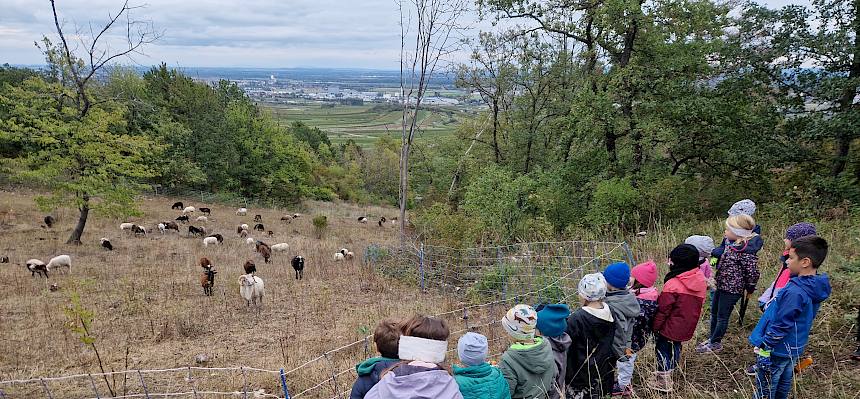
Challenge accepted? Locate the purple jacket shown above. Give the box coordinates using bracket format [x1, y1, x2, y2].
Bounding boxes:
[364, 363, 464, 399]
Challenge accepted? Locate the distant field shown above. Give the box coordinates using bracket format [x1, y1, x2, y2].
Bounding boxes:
[262, 102, 471, 147]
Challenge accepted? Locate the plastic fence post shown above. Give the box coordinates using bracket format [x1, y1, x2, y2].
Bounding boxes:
[186, 367, 198, 399]
[87, 373, 100, 399]
[419, 243, 425, 292]
[622, 241, 636, 267]
[0, 387, 6, 399]
[279, 368, 291, 399]
[241, 366, 249, 399]
[137, 370, 150, 399]
[363, 336, 369, 360]
[463, 307, 469, 330]
[40, 378, 53, 399]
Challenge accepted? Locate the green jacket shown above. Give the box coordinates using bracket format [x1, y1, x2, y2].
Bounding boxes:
[453, 362, 511, 399]
[498, 337, 558, 399]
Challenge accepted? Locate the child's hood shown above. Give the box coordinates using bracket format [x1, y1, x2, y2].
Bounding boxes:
[544, 332, 572, 353]
[355, 356, 400, 376]
[506, 337, 554, 373]
[635, 287, 659, 301]
[605, 290, 640, 318]
[731, 234, 764, 254]
[792, 273, 832, 304]
[673, 268, 708, 295]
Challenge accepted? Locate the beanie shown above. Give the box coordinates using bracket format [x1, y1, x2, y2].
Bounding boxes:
[728, 199, 757, 216]
[685, 235, 716, 261]
[602, 262, 631, 290]
[501, 304, 537, 341]
[785, 222, 816, 241]
[669, 244, 700, 270]
[457, 332, 488, 366]
[535, 303, 570, 338]
[578, 273, 607, 302]
[631, 260, 658, 288]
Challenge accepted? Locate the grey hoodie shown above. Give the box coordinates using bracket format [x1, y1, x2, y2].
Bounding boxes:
[499, 336, 558, 399]
[364, 363, 464, 399]
[544, 334, 571, 399]
[604, 290, 641, 358]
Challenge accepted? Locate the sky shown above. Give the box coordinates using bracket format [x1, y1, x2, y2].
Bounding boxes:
[0, 0, 810, 70]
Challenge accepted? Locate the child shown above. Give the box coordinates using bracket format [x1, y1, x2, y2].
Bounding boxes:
[685, 235, 716, 281]
[365, 315, 463, 399]
[697, 214, 763, 353]
[565, 273, 617, 399]
[758, 222, 816, 310]
[613, 260, 659, 396]
[535, 303, 571, 399]
[453, 332, 510, 399]
[650, 244, 707, 392]
[498, 304, 557, 399]
[350, 318, 401, 399]
[601, 262, 640, 397]
[711, 199, 762, 266]
[749, 236, 831, 399]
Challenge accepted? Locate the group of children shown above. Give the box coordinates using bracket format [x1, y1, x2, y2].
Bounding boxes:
[350, 199, 835, 399]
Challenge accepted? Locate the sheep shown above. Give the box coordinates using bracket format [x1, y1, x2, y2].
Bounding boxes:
[200, 257, 213, 268]
[256, 241, 272, 264]
[157, 223, 166, 234]
[240, 229, 249, 238]
[357, 217, 368, 224]
[176, 215, 189, 223]
[271, 243, 290, 252]
[291, 255, 305, 280]
[253, 223, 265, 232]
[243, 260, 257, 274]
[347, 251, 355, 259]
[206, 233, 224, 243]
[338, 248, 354, 260]
[132, 224, 147, 237]
[0, 256, 8, 263]
[164, 221, 180, 232]
[26, 259, 48, 278]
[267, 230, 274, 237]
[47, 255, 72, 274]
[100, 238, 113, 251]
[120, 222, 135, 232]
[201, 267, 217, 296]
[237, 225, 248, 235]
[44, 215, 55, 228]
[182, 206, 196, 214]
[188, 225, 206, 237]
[245, 237, 255, 245]
[199, 207, 211, 216]
[202, 236, 219, 246]
[378, 217, 387, 227]
[280, 216, 292, 223]
[238, 274, 264, 307]
[333, 252, 345, 262]
[254, 214, 262, 222]
[171, 201, 184, 210]
[292, 213, 300, 219]
[236, 207, 248, 216]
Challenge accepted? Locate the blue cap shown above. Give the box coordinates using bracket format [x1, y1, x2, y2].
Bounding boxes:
[535, 303, 570, 337]
[602, 262, 631, 290]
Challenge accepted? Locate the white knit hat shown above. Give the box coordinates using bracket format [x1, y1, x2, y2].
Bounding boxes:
[728, 199, 756, 216]
[578, 273, 607, 301]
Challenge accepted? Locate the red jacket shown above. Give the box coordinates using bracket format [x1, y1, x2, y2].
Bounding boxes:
[653, 268, 707, 342]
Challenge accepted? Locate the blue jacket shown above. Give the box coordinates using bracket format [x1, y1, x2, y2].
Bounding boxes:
[453, 362, 511, 399]
[350, 357, 400, 399]
[712, 229, 763, 260]
[748, 273, 831, 359]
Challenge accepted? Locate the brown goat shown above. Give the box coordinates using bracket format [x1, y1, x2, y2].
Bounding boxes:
[256, 241, 271, 264]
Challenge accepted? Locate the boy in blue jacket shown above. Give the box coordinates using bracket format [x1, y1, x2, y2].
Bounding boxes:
[748, 236, 831, 399]
[350, 318, 401, 399]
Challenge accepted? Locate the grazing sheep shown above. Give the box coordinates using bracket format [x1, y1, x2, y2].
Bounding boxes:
[188, 225, 206, 237]
[241, 223, 249, 230]
[202, 236, 219, 246]
[243, 260, 257, 274]
[164, 221, 180, 232]
[253, 223, 265, 232]
[201, 267, 217, 296]
[176, 215, 189, 223]
[0, 256, 8, 263]
[132, 224, 147, 236]
[240, 229, 249, 238]
[50, 283, 59, 292]
[171, 201, 184, 210]
[292, 213, 300, 218]
[333, 252, 345, 262]
[100, 238, 113, 251]
[44, 215, 55, 228]
[196, 216, 208, 222]
[238, 274, 264, 307]
[347, 251, 355, 259]
[120, 222, 134, 232]
[245, 237, 255, 245]
[291, 255, 305, 280]
[206, 233, 224, 243]
[182, 206, 196, 214]
[358, 217, 368, 224]
[280, 216, 292, 223]
[255, 241, 272, 264]
[47, 255, 71, 274]
[26, 259, 48, 278]
[378, 218, 386, 227]
[254, 214, 262, 222]
[271, 243, 290, 252]
[267, 230, 274, 237]
[157, 223, 166, 234]
[199, 207, 211, 216]
[338, 248, 354, 260]
[236, 207, 248, 216]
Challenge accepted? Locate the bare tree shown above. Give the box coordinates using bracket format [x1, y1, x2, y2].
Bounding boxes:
[398, 0, 469, 238]
[46, 0, 160, 244]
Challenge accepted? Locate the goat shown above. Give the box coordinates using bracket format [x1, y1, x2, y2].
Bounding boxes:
[0, 256, 8, 263]
[188, 225, 206, 237]
[238, 274, 264, 307]
[171, 201, 184, 210]
[357, 217, 368, 224]
[253, 223, 265, 232]
[26, 259, 48, 278]
[333, 252, 345, 262]
[240, 229, 249, 238]
[200, 257, 213, 268]
[44, 215, 55, 228]
[176, 215, 189, 223]
[100, 238, 113, 251]
[254, 214, 262, 222]
[132, 224, 147, 237]
[182, 206, 196, 214]
[243, 260, 257, 274]
[271, 243, 290, 252]
[236, 207, 248, 216]
[245, 237, 255, 245]
[255, 241, 272, 264]
[199, 207, 211, 216]
[292, 213, 300, 219]
[280, 216, 292, 223]
[47, 255, 71, 274]
[291, 255, 305, 280]
[201, 267, 217, 296]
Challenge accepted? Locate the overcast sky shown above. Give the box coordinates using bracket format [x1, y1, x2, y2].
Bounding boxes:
[0, 0, 809, 70]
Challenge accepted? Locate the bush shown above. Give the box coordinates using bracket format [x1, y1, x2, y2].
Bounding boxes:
[312, 215, 328, 239]
[462, 165, 534, 242]
[586, 178, 641, 229]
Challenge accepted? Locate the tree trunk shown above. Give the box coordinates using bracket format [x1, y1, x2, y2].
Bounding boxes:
[67, 193, 90, 245]
[832, 5, 860, 177]
[399, 141, 409, 239]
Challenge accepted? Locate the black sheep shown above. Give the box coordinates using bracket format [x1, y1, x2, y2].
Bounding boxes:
[253, 223, 265, 232]
[291, 256, 305, 280]
[176, 215, 189, 223]
[188, 225, 205, 237]
[254, 214, 263, 222]
[172, 201, 184, 210]
[206, 233, 224, 243]
[100, 238, 113, 251]
[199, 207, 211, 216]
[43, 215, 55, 228]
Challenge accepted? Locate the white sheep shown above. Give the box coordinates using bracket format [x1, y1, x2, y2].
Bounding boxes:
[47, 254, 71, 274]
[346, 251, 355, 259]
[240, 223, 249, 231]
[182, 206, 196, 214]
[202, 236, 219, 246]
[26, 259, 48, 277]
[240, 229, 249, 238]
[333, 252, 345, 261]
[246, 237, 255, 245]
[157, 223, 166, 234]
[271, 243, 290, 252]
[236, 207, 248, 216]
[120, 222, 134, 231]
[196, 216, 208, 222]
[358, 217, 368, 224]
[238, 274, 264, 306]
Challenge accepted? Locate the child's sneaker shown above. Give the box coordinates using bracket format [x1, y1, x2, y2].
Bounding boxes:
[695, 342, 722, 353]
[744, 364, 756, 376]
[611, 383, 632, 397]
[695, 340, 710, 351]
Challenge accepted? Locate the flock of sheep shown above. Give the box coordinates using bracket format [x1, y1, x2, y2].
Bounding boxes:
[20, 200, 392, 307]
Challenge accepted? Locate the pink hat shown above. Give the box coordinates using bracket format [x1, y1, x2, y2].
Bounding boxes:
[631, 260, 657, 288]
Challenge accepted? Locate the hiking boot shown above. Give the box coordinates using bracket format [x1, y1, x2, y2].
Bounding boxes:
[648, 371, 674, 393]
[611, 383, 633, 397]
[744, 364, 757, 376]
[695, 341, 723, 353]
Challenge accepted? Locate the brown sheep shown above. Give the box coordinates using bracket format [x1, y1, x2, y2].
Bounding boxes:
[255, 241, 271, 264]
[243, 260, 257, 274]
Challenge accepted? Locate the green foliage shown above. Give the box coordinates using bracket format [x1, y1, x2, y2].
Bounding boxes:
[462, 165, 535, 242]
[413, 203, 483, 247]
[586, 178, 641, 229]
[63, 291, 96, 345]
[312, 215, 328, 239]
[468, 263, 514, 301]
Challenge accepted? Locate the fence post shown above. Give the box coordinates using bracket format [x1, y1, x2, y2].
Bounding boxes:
[87, 373, 100, 399]
[463, 307, 469, 330]
[279, 368, 291, 399]
[323, 353, 341, 399]
[137, 370, 150, 399]
[186, 367, 198, 399]
[40, 378, 53, 399]
[241, 366, 249, 399]
[0, 387, 6, 399]
[622, 241, 636, 267]
[363, 336, 370, 360]
[419, 243, 425, 292]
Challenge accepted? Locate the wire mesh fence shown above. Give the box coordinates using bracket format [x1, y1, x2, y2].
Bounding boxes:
[0, 238, 633, 399]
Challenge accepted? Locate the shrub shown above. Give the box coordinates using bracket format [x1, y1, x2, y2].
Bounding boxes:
[312, 215, 328, 239]
[586, 178, 641, 229]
